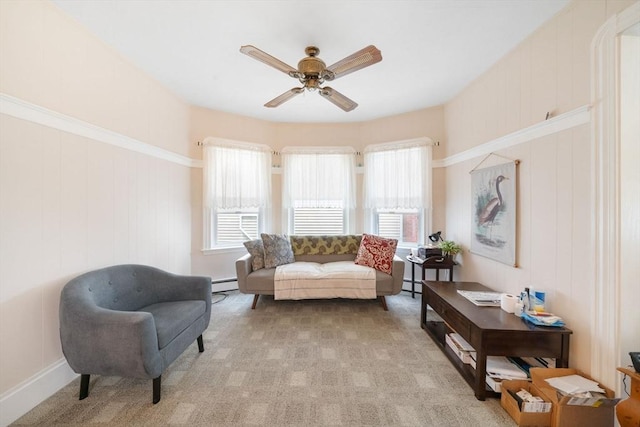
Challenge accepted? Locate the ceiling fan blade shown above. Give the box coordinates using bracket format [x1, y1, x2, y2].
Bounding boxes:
[325, 45, 382, 80]
[265, 87, 304, 108]
[319, 87, 358, 112]
[240, 45, 298, 75]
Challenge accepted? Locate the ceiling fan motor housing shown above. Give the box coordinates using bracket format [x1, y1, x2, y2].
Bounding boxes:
[298, 49, 325, 74]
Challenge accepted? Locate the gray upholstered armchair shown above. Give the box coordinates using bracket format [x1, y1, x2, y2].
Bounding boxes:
[59, 264, 211, 404]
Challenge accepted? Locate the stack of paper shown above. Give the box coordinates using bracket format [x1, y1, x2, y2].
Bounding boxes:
[485, 356, 529, 393]
[457, 290, 503, 306]
[445, 333, 476, 367]
[486, 356, 529, 379]
[544, 374, 606, 394]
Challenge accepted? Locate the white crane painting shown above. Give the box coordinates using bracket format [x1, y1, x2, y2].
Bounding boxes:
[470, 162, 517, 266]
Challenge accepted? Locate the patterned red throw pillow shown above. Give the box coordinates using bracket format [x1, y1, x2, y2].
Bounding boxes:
[354, 233, 398, 274]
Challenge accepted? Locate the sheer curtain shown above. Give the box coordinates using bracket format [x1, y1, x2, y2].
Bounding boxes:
[363, 139, 431, 210]
[203, 138, 272, 210]
[282, 146, 356, 209]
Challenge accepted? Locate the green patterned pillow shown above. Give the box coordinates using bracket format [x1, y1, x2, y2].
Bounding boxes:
[290, 235, 362, 256]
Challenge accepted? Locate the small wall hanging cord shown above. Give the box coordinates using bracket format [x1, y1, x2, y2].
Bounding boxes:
[469, 152, 520, 173]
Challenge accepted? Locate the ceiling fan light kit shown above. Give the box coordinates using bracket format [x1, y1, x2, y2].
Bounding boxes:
[240, 44, 382, 111]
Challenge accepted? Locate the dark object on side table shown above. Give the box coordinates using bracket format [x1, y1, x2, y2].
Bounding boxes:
[631, 352, 640, 373]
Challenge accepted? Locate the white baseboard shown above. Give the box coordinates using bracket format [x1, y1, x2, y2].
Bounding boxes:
[0, 359, 77, 427]
[212, 281, 238, 293]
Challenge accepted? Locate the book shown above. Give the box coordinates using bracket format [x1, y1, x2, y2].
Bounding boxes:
[456, 290, 502, 306]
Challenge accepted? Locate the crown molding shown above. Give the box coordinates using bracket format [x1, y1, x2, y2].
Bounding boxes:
[433, 105, 591, 168]
[0, 93, 199, 168]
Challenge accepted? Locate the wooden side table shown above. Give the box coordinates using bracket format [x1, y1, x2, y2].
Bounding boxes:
[617, 367, 640, 427]
[406, 255, 458, 298]
[421, 255, 457, 282]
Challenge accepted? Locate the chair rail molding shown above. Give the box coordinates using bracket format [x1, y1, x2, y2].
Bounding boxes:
[0, 93, 199, 168]
[433, 104, 591, 168]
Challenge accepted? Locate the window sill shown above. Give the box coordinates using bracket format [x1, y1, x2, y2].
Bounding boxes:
[201, 246, 245, 256]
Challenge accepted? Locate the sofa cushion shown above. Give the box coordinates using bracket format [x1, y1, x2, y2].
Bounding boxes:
[354, 233, 398, 274]
[243, 239, 265, 271]
[139, 300, 206, 349]
[290, 235, 362, 256]
[261, 233, 295, 268]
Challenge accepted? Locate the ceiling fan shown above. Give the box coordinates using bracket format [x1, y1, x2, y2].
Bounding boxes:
[239, 45, 382, 112]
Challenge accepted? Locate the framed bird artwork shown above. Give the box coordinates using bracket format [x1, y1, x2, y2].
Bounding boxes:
[470, 161, 517, 266]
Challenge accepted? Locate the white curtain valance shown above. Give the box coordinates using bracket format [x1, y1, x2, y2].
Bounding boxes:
[363, 143, 431, 210]
[203, 141, 271, 210]
[282, 148, 356, 209]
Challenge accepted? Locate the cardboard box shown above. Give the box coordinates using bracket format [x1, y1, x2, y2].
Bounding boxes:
[501, 380, 552, 427]
[530, 368, 620, 427]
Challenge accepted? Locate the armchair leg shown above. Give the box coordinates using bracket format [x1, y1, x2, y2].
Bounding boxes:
[251, 294, 259, 309]
[79, 374, 90, 400]
[378, 296, 388, 311]
[153, 376, 161, 404]
[197, 334, 204, 352]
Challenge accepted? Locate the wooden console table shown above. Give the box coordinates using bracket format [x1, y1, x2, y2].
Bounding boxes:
[421, 281, 572, 400]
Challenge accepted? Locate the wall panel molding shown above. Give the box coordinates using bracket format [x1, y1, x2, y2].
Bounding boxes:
[433, 104, 591, 168]
[0, 93, 199, 168]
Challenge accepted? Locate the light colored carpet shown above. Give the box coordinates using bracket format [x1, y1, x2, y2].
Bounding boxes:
[13, 291, 516, 426]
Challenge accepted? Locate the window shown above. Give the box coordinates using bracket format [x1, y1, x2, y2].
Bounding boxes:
[282, 147, 356, 235]
[377, 210, 420, 243]
[215, 209, 259, 243]
[203, 138, 271, 248]
[291, 207, 344, 235]
[363, 138, 432, 246]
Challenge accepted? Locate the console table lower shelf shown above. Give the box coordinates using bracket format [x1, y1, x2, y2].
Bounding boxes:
[421, 281, 572, 400]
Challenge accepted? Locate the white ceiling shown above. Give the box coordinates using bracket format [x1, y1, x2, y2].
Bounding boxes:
[52, 0, 569, 124]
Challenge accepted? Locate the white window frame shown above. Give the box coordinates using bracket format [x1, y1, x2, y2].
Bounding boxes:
[202, 137, 272, 250]
[363, 137, 433, 247]
[289, 207, 347, 236]
[374, 208, 423, 247]
[212, 208, 260, 246]
[282, 146, 356, 236]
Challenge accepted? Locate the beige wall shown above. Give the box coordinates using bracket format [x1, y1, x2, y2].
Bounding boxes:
[1, 0, 636, 420]
[189, 106, 446, 281]
[442, 0, 636, 375]
[0, 0, 192, 399]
